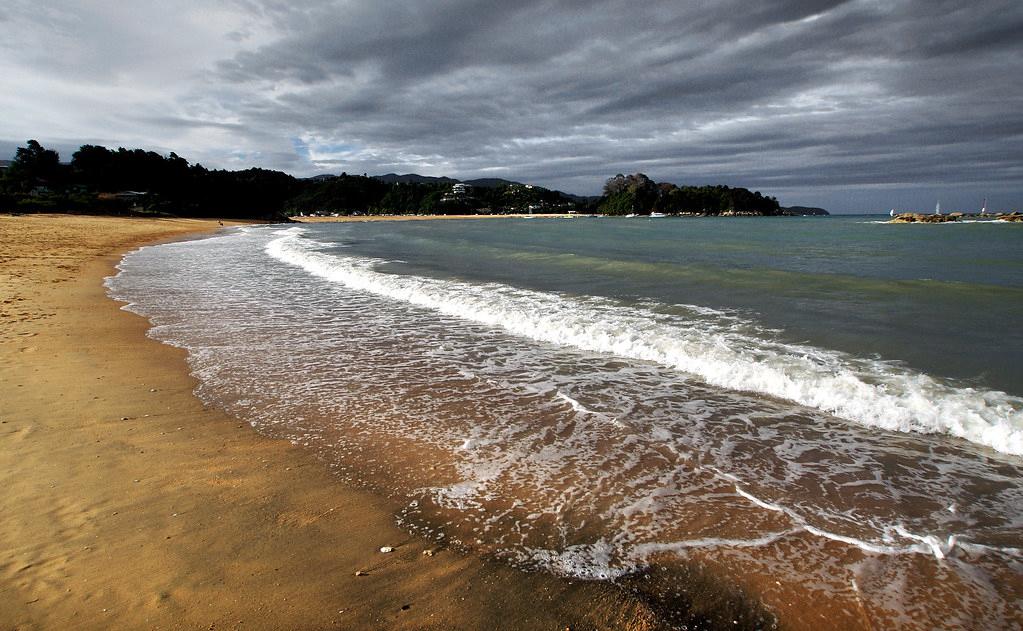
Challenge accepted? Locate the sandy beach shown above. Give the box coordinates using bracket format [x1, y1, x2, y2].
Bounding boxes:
[0, 214, 659, 630]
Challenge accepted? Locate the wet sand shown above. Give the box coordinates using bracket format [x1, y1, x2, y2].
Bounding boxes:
[0, 214, 659, 630]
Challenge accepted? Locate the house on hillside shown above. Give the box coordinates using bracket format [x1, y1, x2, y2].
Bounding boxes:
[442, 182, 474, 203]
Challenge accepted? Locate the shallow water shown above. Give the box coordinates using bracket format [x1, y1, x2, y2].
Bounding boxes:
[108, 217, 1023, 629]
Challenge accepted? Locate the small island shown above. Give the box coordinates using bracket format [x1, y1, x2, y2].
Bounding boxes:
[780, 205, 830, 216]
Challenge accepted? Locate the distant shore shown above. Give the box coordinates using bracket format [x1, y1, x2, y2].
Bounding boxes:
[290, 211, 828, 222]
[0, 213, 661, 630]
[293, 212, 590, 222]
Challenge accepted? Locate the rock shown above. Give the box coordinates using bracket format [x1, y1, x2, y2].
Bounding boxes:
[354, 570, 367, 577]
[379, 546, 394, 553]
[889, 212, 960, 224]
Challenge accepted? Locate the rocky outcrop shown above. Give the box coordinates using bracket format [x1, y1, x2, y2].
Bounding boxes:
[890, 211, 1022, 223]
[889, 213, 962, 223]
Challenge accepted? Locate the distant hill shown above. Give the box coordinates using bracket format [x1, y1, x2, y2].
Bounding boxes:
[558, 192, 600, 203]
[781, 206, 830, 216]
[374, 174, 546, 189]
[372, 173, 458, 185]
[371, 175, 592, 205]
[304, 174, 337, 181]
[462, 177, 522, 188]
[373, 174, 535, 189]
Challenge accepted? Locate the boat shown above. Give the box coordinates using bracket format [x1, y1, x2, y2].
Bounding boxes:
[890, 208, 897, 217]
[980, 198, 988, 215]
[934, 200, 942, 215]
[649, 212, 667, 218]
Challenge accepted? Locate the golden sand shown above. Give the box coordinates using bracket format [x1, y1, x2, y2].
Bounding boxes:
[0, 214, 658, 630]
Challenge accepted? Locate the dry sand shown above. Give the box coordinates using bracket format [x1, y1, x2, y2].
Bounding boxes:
[0, 214, 660, 630]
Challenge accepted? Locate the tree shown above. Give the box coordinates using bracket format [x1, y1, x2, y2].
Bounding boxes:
[603, 174, 628, 196]
[599, 173, 658, 214]
[600, 190, 637, 215]
[71, 145, 115, 190]
[7, 140, 63, 192]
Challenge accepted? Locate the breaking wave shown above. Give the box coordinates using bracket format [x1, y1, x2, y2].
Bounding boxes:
[267, 228, 1023, 456]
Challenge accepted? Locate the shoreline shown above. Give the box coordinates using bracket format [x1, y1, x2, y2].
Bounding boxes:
[292, 213, 590, 222]
[0, 214, 662, 630]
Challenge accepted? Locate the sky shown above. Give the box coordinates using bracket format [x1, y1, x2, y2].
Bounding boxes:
[1, 0, 1021, 213]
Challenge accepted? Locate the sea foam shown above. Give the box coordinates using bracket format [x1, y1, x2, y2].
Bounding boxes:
[266, 228, 1023, 456]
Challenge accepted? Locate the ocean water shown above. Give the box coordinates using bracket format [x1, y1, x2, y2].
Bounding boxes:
[108, 216, 1023, 629]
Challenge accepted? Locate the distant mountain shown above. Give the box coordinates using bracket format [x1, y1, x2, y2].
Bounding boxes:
[781, 206, 830, 216]
[558, 192, 600, 203]
[372, 173, 458, 185]
[461, 177, 523, 188]
[371, 174, 588, 201]
[374, 174, 540, 189]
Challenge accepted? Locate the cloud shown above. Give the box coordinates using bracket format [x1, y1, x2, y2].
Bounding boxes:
[1, 0, 1021, 211]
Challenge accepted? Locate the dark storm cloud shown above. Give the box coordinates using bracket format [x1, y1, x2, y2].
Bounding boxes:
[2, 0, 1021, 210]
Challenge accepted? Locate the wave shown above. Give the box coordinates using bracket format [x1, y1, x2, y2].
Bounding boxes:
[705, 466, 978, 559]
[556, 391, 599, 416]
[265, 228, 1023, 456]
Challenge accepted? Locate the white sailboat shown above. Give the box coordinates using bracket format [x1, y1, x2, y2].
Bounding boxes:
[934, 200, 942, 215]
[981, 198, 988, 215]
[890, 208, 897, 217]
